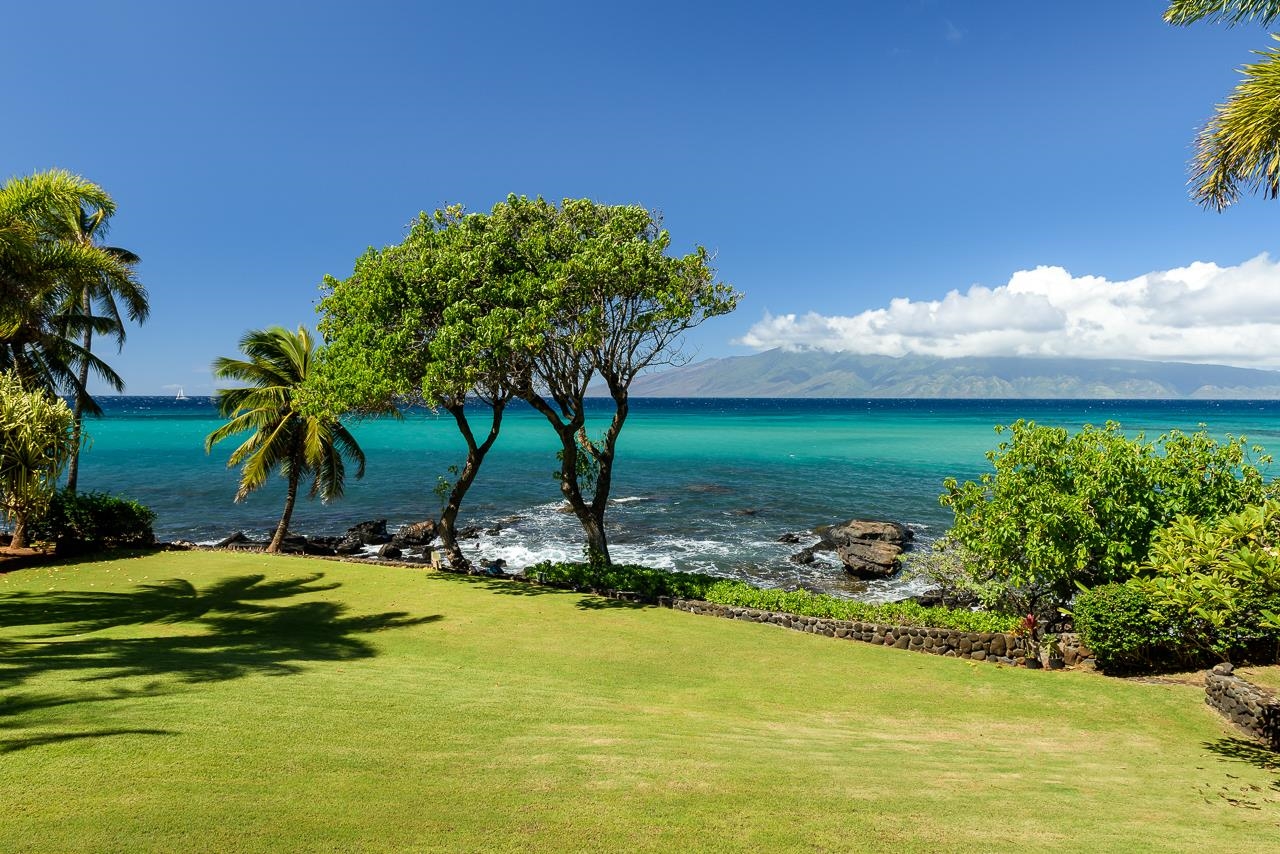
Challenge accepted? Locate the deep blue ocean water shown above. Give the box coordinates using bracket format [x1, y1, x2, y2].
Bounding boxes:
[67, 396, 1280, 600]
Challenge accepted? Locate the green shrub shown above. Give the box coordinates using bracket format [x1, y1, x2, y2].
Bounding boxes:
[701, 581, 1019, 634]
[1072, 583, 1174, 671]
[1137, 501, 1280, 661]
[31, 490, 156, 553]
[940, 420, 1274, 618]
[528, 561, 1017, 634]
[529, 561, 723, 600]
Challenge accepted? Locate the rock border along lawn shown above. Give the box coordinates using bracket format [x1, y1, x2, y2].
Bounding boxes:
[666, 597, 1100, 668]
[1205, 662, 1280, 749]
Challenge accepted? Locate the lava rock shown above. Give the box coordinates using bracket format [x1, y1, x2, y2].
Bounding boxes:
[216, 532, 249, 548]
[344, 520, 391, 546]
[814, 518, 913, 579]
[392, 519, 437, 548]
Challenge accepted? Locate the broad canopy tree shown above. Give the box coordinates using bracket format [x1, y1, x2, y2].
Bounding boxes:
[313, 195, 737, 567]
[311, 207, 518, 568]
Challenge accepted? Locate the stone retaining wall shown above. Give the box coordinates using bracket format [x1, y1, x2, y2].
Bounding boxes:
[1205, 663, 1280, 749]
[669, 598, 1031, 665]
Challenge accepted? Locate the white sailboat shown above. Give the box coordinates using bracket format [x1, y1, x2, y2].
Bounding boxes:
[175, 386, 188, 401]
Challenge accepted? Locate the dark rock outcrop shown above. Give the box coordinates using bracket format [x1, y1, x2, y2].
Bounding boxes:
[814, 519, 913, 579]
[344, 520, 390, 545]
[392, 519, 437, 548]
[216, 532, 249, 548]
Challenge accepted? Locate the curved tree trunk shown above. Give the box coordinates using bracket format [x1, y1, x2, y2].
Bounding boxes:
[437, 399, 506, 570]
[65, 293, 93, 494]
[268, 468, 301, 554]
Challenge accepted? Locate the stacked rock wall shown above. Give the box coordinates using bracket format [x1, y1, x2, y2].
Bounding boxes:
[669, 598, 1029, 665]
[1205, 663, 1280, 749]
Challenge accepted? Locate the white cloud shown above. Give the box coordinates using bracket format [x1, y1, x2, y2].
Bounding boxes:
[738, 254, 1280, 367]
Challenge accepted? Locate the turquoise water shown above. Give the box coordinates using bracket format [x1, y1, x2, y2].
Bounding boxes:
[70, 397, 1280, 600]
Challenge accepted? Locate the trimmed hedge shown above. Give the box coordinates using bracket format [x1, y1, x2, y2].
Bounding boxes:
[528, 561, 1017, 634]
[1072, 583, 1174, 671]
[529, 561, 722, 600]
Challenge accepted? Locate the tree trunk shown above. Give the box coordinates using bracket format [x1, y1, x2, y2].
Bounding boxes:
[578, 508, 610, 566]
[267, 469, 301, 554]
[10, 515, 28, 550]
[437, 466, 477, 570]
[438, 400, 506, 571]
[65, 293, 93, 494]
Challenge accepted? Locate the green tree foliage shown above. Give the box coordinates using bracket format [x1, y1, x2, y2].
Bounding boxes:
[314, 195, 737, 567]
[312, 207, 519, 569]
[494, 196, 738, 565]
[0, 371, 76, 548]
[1164, 1, 1280, 208]
[940, 420, 1274, 616]
[1138, 501, 1280, 660]
[0, 170, 142, 417]
[206, 326, 366, 554]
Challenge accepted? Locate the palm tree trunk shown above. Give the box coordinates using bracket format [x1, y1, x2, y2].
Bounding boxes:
[10, 515, 28, 550]
[65, 293, 93, 494]
[268, 469, 301, 554]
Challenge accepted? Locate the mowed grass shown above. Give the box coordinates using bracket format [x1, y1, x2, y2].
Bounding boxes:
[2, 551, 1278, 853]
[1238, 665, 1280, 695]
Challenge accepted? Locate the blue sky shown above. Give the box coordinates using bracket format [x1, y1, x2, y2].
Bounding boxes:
[5, 0, 1279, 391]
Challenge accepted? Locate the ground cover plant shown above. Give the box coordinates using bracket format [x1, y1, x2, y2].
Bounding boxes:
[530, 561, 1017, 632]
[2, 550, 1277, 852]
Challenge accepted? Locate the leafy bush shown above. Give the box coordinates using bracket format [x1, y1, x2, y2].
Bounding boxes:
[528, 561, 1017, 634]
[529, 561, 723, 600]
[1137, 501, 1280, 661]
[701, 581, 1019, 634]
[941, 420, 1273, 617]
[0, 372, 76, 547]
[30, 490, 156, 553]
[1072, 583, 1174, 671]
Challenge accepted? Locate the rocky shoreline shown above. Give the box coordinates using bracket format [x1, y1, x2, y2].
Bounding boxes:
[190, 514, 921, 584]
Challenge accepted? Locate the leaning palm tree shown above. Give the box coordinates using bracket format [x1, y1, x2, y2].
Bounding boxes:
[205, 326, 365, 553]
[1165, 1, 1280, 208]
[59, 205, 148, 493]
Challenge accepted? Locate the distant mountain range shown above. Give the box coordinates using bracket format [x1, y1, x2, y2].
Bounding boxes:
[623, 350, 1280, 399]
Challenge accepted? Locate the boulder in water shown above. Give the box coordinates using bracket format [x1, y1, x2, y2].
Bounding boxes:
[814, 518, 913, 579]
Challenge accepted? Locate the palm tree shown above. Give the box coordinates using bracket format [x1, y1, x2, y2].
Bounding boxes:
[1165, 1, 1280, 208]
[205, 326, 366, 553]
[60, 205, 148, 493]
[0, 170, 141, 431]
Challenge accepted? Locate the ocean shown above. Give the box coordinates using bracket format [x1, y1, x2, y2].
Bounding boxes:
[72, 397, 1280, 601]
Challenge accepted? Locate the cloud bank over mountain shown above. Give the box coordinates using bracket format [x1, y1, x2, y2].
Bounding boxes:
[739, 254, 1280, 367]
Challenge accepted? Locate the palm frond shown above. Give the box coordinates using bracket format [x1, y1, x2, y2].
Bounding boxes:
[1165, 0, 1280, 26]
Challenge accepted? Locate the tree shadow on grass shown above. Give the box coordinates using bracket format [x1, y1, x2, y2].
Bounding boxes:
[0, 573, 439, 753]
[424, 571, 650, 610]
[1202, 738, 1280, 809]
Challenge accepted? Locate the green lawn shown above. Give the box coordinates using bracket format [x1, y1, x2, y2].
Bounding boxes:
[2, 551, 1277, 852]
[1238, 665, 1280, 695]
